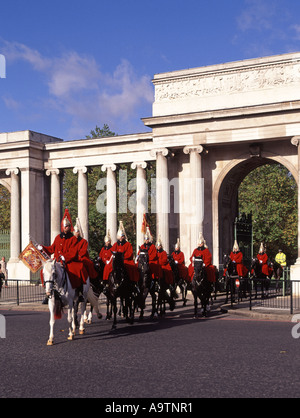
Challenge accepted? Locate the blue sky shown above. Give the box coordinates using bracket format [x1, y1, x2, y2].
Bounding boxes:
[0, 0, 300, 140]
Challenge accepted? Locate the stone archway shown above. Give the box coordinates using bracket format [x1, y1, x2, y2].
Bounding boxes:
[213, 152, 298, 266]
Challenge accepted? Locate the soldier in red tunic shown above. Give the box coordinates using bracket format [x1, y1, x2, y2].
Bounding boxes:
[111, 221, 139, 283]
[156, 236, 174, 285]
[188, 234, 216, 283]
[256, 242, 273, 277]
[171, 239, 189, 282]
[41, 209, 88, 290]
[137, 227, 162, 280]
[229, 240, 248, 278]
[99, 230, 114, 282]
[73, 218, 98, 280]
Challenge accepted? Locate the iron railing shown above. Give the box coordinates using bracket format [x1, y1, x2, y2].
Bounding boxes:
[0, 280, 45, 305]
[223, 277, 300, 314]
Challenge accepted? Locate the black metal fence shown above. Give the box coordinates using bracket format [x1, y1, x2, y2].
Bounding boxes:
[223, 277, 300, 314]
[0, 280, 45, 305]
[1, 276, 300, 315]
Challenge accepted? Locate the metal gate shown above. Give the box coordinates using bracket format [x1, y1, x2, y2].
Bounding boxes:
[234, 213, 253, 270]
[0, 229, 10, 260]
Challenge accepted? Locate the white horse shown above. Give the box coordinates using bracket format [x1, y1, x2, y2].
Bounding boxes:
[43, 259, 98, 346]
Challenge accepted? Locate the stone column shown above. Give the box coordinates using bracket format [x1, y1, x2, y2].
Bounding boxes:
[46, 169, 61, 243]
[183, 145, 205, 250]
[6, 168, 20, 261]
[151, 148, 169, 253]
[73, 166, 89, 241]
[131, 161, 148, 251]
[101, 164, 117, 242]
[290, 136, 300, 292]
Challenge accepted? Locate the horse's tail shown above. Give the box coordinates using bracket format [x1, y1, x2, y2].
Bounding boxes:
[87, 287, 100, 313]
[54, 293, 64, 320]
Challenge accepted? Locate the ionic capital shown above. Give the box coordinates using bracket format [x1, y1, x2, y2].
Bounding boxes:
[73, 166, 88, 174]
[131, 161, 147, 170]
[150, 148, 169, 158]
[5, 168, 19, 176]
[45, 168, 60, 176]
[101, 163, 117, 173]
[183, 145, 204, 155]
[291, 136, 300, 147]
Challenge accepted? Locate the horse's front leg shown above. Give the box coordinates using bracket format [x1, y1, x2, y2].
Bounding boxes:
[111, 299, 118, 330]
[47, 297, 55, 346]
[67, 303, 75, 340]
[193, 294, 198, 318]
[79, 300, 86, 335]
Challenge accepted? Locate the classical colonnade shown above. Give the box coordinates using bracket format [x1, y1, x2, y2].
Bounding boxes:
[5, 144, 206, 263]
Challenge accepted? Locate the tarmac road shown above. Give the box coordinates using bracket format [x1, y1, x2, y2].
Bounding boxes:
[0, 300, 299, 399]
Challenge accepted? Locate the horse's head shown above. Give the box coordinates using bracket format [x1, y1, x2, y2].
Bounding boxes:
[43, 259, 56, 297]
[138, 249, 149, 272]
[223, 254, 230, 268]
[194, 256, 204, 279]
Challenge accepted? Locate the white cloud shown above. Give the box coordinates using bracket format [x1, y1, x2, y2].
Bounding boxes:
[1, 40, 154, 137]
[237, 0, 275, 32]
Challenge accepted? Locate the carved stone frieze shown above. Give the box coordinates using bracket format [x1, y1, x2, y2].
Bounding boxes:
[154, 60, 300, 102]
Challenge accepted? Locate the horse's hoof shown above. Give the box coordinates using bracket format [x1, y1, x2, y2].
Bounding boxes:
[47, 340, 54, 346]
[79, 329, 85, 335]
[68, 334, 74, 341]
[97, 313, 103, 319]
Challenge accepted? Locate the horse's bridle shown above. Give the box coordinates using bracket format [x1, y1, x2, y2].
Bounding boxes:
[44, 266, 57, 299]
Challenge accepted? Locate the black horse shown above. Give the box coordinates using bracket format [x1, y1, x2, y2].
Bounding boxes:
[106, 251, 135, 329]
[191, 256, 213, 318]
[136, 248, 159, 320]
[223, 254, 239, 304]
[250, 257, 271, 299]
[168, 254, 191, 307]
[223, 254, 249, 303]
[157, 267, 176, 317]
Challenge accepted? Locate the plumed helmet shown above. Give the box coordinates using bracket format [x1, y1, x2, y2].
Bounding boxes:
[117, 221, 127, 240]
[156, 235, 163, 248]
[73, 218, 84, 238]
[104, 230, 111, 243]
[198, 233, 205, 246]
[232, 240, 240, 252]
[259, 242, 265, 253]
[144, 227, 152, 242]
[175, 238, 180, 250]
[61, 208, 73, 232]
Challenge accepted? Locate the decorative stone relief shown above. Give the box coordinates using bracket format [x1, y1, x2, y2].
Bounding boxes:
[154, 61, 300, 102]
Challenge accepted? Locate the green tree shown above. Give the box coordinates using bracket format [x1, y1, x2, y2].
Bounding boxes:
[238, 164, 297, 264]
[0, 185, 10, 229]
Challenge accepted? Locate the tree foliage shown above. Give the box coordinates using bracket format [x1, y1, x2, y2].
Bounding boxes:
[238, 164, 297, 264]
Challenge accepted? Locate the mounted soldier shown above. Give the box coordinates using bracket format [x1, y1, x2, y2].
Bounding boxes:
[73, 217, 98, 280]
[111, 221, 139, 283]
[40, 209, 88, 290]
[171, 238, 189, 282]
[256, 242, 273, 278]
[136, 227, 162, 281]
[229, 240, 248, 279]
[188, 233, 216, 283]
[156, 235, 174, 286]
[99, 230, 114, 283]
